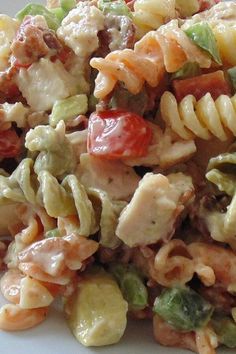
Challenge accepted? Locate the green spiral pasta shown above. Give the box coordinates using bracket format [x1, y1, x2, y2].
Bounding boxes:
[0, 158, 37, 205]
[0, 159, 97, 237]
[25, 121, 76, 178]
[161, 91, 236, 141]
[38, 172, 97, 236]
[88, 188, 127, 249]
[200, 150, 236, 248]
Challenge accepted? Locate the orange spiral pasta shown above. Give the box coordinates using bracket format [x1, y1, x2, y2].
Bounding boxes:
[90, 20, 211, 99]
[90, 20, 212, 99]
[150, 239, 215, 287]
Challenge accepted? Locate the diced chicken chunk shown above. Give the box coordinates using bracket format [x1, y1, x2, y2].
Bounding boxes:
[1, 102, 29, 128]
[76, 153, 140, 201]
[57, 2, 104, 57]
[116, 172, 194, 247]
[16, 58, 77, 111]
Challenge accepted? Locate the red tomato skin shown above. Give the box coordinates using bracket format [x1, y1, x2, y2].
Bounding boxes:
[87, 109, 152, 159]
[173, 70, 231, 102]
[0, 129, 21, 158]
[198, 0, 220, 12]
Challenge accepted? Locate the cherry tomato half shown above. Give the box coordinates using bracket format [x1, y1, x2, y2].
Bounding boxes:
[87, 109, 152, 159]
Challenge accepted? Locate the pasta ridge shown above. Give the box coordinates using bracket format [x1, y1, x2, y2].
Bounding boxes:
[160, 91, 236, 141]
[90, 20, 212, 99]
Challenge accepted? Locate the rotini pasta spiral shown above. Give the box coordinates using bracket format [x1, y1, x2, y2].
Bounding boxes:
[151, 239, 215, 287]
[160, 91, 236, 141]
[133, 0, 200, 38]
[90, 20, 211, 99]
[212, 23, 236, 66]
[0, 158, 97, 237]
[133, 0, 176, 37]
[183, 1, 236, 66]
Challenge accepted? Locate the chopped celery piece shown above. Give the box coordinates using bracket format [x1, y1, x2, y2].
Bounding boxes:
[60, 0, 76, 12]
[171, 62, 201, 80]
[185, 22, 222, 65]
[45, 228, 61, 238]
[228, 67, 236, 92]
[110, 263, 148, 310]
[98, 0, 132, 17]
[153, 287, 213, 331]
[49, 95, 88, 127]
[49, 7, 67, 23]
[16, 3, 60, 31]
[212, 315, 236, 348]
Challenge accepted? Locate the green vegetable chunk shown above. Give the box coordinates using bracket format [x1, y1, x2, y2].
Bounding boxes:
[171, 62, 201, 80]
[109, 86, 148, 115]
[212, 315, 236, 348]
[228, 67, 236, 92]
[49, 7, 67, 23]
[110, 263, 148, 311]
[153, 287, 213, 331]
[45, 228, 61, 238]
[16, 4, 60, 30]
[185, 22, 222, 65]
[49, 94, 88, 127]
[98, 0, 132, 17]
[60, 0, 76, 12]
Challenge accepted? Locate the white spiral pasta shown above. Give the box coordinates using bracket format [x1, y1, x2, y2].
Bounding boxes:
[160, 91, 236, 141]
[133, 0, 176, 37]
[212, 23, 236, 66]
[133, 0, 200, 38]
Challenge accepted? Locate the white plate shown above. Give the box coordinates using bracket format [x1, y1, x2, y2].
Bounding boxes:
[0, 1, 233, 353]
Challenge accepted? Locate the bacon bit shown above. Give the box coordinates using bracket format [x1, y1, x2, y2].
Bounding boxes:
[11, 16, 65, 68]
[0, 129, 21, 158]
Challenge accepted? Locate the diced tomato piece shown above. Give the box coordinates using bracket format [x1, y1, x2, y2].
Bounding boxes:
[87, 109, 152, 159]
[0, 129, 21, 158]
[172, 70, 231, 101]
[198, 0, 220, 12]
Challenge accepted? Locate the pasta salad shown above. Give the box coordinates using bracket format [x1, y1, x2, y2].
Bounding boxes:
[0, 0, 236, 353]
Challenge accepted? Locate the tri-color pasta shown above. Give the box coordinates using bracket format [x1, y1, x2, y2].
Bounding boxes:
[90, 19, 212, 98]
[1, 1, 236, 354]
